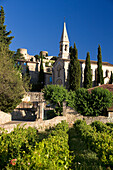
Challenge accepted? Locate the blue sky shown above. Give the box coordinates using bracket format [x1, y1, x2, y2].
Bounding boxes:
[1, 0, 113, 63]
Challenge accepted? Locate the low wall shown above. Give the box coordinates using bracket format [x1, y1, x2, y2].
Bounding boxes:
[0, 111, 11, 125]
[0, 116, 66, 133]
[1, 110, 113, 133]
[66, 113, 113, 126]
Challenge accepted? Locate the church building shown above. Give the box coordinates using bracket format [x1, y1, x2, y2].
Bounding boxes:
[52, 22, 113, 88]
[17, 22, 113, 89]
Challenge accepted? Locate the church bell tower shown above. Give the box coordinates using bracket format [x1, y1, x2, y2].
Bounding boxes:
[59, 22, 70, 59]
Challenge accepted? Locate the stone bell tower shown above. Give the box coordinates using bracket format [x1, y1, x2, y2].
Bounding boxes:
[59, 22, 70, 59]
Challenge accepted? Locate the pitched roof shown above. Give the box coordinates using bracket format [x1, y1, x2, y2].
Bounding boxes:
[79, 59, 113, 66]
[88, 84, 113, 93]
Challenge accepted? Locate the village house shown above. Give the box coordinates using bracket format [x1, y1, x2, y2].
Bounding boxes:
[17, 22, 113, 88]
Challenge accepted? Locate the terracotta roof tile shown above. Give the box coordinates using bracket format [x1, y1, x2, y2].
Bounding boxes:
[88, 84, 113, 93]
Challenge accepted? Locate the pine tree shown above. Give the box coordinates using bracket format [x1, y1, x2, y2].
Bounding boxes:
[84, 52, 92, 88]
[0, 6, 14, 56]
[69, 42, 81, 91]
[97, 45, 104, 85]
[0, 6, 25, 112]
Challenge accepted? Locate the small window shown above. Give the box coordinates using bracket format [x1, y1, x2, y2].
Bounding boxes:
[60, 45, 62, 52]
[106, 70, 109, 77]
[65, 45, 67, 51]
[50, 77, 52, 82]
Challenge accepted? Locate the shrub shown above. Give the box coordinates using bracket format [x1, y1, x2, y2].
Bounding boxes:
[0, 121, 72, 169]
[90, 88, 113, 116]
[43, 85, 68, 115]
[67, 87, 113, 116]
[73, 120, 113, 167]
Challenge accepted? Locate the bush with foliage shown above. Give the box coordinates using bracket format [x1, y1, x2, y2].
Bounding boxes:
[0, 121, 72, 169]
[74, 120, 113, 168]
[43, 85, 68, 115]
[90, 87, 113, 116]
[67, 87, 113, 116]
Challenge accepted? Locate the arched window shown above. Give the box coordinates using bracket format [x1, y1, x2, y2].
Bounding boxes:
[60, 45, 62, 52]
[65, 45, 67, 51]
[57, 65, 61, 77]
[106, 70, 109, 77]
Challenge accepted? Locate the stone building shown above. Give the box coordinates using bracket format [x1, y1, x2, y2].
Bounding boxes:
[16, 49, 54, 85]
[18, 22, 113, 88]
[52, 22, 113, 88]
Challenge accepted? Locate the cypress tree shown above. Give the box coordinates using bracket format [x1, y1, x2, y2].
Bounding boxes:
[69, 42, 81, 91]
[84, 52, 92, 89]
[97, 45, 104, 85]
[22, 65, 32, 91]
[38, 55, 44, 90]
[109, 71, 113, 84]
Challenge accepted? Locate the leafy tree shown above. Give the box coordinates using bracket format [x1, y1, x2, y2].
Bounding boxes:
[97, 45, 104, 85]
[0, 6, 25, 112]
[66, 90, 76, 110]
[69, 43, 81, 91]
[43, 85, 68, 115]
[84, 52, 92, 89]
[67, 87, 113, 116]
[109, 71, 113, 84]
[90, 87, 113, 116]
[67, 88, 93, 116]
[0, 44, 25, 112]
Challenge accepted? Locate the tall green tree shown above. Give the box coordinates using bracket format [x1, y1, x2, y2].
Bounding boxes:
[69, 43, 81, 91]
[0, 6, 14, 56]
[84, 52, 92, 88]
[22, 65, 31, 92]
[38, 55, 44, 90]
[43, 85, 68, 115]
[97, 45, 104, 85]
[0, 44, 25, 112]
[0, 6, 25, 112]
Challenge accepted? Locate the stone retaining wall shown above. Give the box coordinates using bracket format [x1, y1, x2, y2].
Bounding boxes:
[0, 111, 11, 125]
[0, 112, 113, 133]
[0, 116, 66, 133]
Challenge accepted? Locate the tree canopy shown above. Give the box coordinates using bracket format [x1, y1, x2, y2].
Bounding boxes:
[97, 45, 104, 85]
[0, 6, 25, 112]
[43, 85, 68, 115]
[69, 43, 81, 91]
[84, 52, 92, 89]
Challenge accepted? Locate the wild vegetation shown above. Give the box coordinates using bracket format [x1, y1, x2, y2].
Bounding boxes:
[0, 120, 112, 169]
